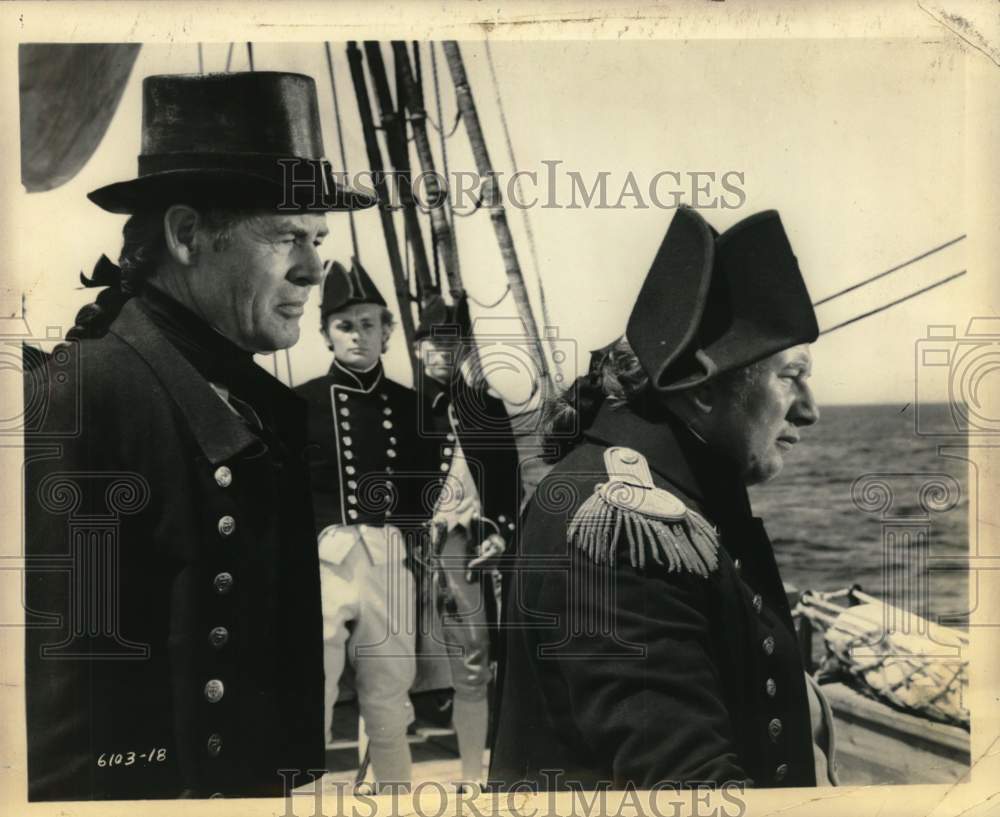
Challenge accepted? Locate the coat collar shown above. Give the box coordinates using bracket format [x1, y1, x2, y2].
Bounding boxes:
[109, 298, 268, 465]
[327, 358, 384, 393]
[583, 399, 753, 524]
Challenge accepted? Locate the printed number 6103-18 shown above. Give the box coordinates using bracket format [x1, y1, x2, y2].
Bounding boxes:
[97, 748, 168, 767]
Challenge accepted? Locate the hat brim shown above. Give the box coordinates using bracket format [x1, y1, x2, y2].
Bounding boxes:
[87, 168, 377, 215]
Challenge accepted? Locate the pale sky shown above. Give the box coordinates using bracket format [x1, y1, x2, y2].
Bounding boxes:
[9, 38, 984, 407]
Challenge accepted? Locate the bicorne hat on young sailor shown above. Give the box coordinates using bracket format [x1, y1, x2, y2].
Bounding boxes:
[626, 205, 818, 393]
[320, 258, 387, 322]
[88, 71, 376, 214]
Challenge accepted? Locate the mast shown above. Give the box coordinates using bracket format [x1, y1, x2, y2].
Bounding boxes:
[345, 42, 418, 373]
[362, 41, 437, 307]
[442, 41, 555, 395]
[391, 41, 462, 299]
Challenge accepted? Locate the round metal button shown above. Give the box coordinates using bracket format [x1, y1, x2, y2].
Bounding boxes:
[774, 762, 789, 782]
[752, 593, 763, 613]
[204, 678, 225, 703]
[382, 420, 393, 430]
[498, 514, 507, 523]
[446, 433, 456, 442]
[733, 559, 742, 572]
[380, 392, 388, 401]
[439, 462, 449, 472]
[217, 515, 236, 537]
[765, 677, 777, 697]
[389, 436, 397, 445]
[386, 467, 395, 475]
[206, 733, 223, 757]
[343, 436, 353, 446]
[768, 718, 783, 740]
[339, 407, 350, 417]
[209, 626, 229, 648]
[347, 480, 358, 489]
[213, 572, 234, 594]
[443, 447, 453, 457]
[341, 421, 351, 431]
[345, 465, 356, 475]
[619, 449, 640, 465]
[386, 449, 396, 458]
[343, 450, 354, 460]
[339, 393, 348, 402]
[383, 406, 392, 415]
[348, 509, 358, 520]
[347, 495, 357, 505]
[762, 635, 775, 655]
[214, 466, 233, 488]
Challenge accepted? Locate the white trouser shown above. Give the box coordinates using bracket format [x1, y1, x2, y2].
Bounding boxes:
[319, 525, 416, 771]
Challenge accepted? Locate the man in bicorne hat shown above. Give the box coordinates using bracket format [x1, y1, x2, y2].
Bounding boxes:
[295, 259, 425, 789]
[490, 206, 838, 790]
[23, 71, 373, 800]
[412, 297, 522, 790]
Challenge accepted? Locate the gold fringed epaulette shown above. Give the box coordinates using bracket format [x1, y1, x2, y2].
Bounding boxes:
[567, 446, 720, 577]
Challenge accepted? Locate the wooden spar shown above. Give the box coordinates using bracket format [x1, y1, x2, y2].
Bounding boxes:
[345, 42, 418, 373]
[442, 42, 555, 396]
[391, 41, 462, 299]
[362, 41, 437, 306]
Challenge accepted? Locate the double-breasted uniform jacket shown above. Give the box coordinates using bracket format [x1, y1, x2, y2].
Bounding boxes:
[489, 400, 818, 791]
[418, 373, 522, 547]
[23, 290, 325, 800]
[296, 360, 427, 542]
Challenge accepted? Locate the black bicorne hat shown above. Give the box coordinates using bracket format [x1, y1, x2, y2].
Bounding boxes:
[320, 258, 387, 322]
[414, 293, 471, 342]
[88, 71, 376, 214]
[626, 206, 818, 392]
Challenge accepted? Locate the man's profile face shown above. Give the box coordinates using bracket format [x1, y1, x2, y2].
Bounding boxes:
[703, 344, 819, 486]
[324, 303, 386, 371]
[191, 212, 328, 352]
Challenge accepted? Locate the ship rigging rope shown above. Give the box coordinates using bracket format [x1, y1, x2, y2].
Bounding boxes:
[324, 42, 360, 260]
[431, 42, 463, 286]
[483, 40, 565, 385]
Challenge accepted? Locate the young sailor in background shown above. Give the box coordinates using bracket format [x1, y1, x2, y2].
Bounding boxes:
[412, 297, 523, 791]
[295, 259, 424, 789]
[490, 206, 837, 790]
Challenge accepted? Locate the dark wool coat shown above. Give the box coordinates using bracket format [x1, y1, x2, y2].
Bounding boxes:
[23, 296, 325, 801]
[489, 401, 818, 791]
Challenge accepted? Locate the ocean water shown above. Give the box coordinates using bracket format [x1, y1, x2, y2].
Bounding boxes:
[518, 403, 971, 630]
[750, 403, 970, 629]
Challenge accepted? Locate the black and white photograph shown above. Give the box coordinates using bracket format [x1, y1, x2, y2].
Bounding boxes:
[2, 2, 998, 815]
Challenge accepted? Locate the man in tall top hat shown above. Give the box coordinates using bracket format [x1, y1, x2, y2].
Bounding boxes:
[23, 72, 374, 800]
[295, 259, 426, 789]
[412, 297, 523, 790]
[490, 206, 837, 790]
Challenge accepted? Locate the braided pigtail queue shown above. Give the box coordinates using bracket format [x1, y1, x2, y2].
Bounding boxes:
[66, 207, 243, 341]
[540, 335, 651, 463]
[67, 211, 166, 341]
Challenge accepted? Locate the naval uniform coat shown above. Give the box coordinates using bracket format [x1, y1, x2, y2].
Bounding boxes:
[23, 295, 325, 801]
[418, 374, 522, 548]
[489, 400, 817, 790]
[296, 360, 427, 537]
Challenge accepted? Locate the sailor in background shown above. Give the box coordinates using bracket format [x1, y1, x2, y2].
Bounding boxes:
[412, 297, 523, 791]
[490, 206, 838, 790]
[295, 259, 424, 788]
